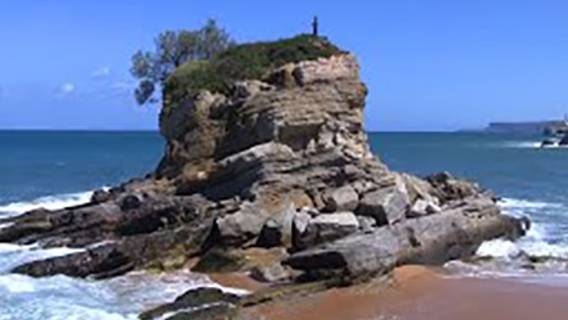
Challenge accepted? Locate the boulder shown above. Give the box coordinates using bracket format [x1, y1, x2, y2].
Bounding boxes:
[293, 212, 359, 250]
[213, 202, 267, 245]
[400, 173, 440, 205]
[323, 185, 359, 212]
[192, 249, 247, 273]
[119, 194, 143, 211]
[256, 218, 283, 248]
[291, 209, 312, 250]
[407, 199, 441, 218]
[139, 286, 241, 320]
[356, 187, 409, 226]
[163, 304, 236, 320]
[356, 216, 377, 233]
[90, 189, 112, 204]
[426, 172, 481, 202]
[249, 263, 293, 283]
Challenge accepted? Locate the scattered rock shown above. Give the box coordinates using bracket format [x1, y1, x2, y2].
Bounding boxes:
[163, 303, 236, 320]
[256, 218, 283, 248]
[90, 189, 112, 204]
[139, 286, 241, 320]
[407, 199, 441, 218]
[400, 173, 440, 205]
[249, 263, 293, 283]
[426, 172, 481, 202]
[213, 202, 267, 245]
[323, 185, 359, 212]
[119, 194, 142, 210]
[192, 249, 247, 273]
[293, 212, 360, 250]
[356, 216, 377, 233]
[356, 187, 409, 226]
[285, 200, 525, 280]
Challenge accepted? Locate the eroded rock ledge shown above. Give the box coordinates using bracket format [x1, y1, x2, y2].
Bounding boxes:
[0, 44, 527, 319]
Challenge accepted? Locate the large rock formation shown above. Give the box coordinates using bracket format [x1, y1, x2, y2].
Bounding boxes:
[0, 37, 527, 318]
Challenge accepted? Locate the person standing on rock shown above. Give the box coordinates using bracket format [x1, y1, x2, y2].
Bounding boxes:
[312, 16, 319, 36]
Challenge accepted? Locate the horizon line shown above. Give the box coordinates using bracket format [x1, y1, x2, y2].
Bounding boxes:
[0, 128, 476, 134]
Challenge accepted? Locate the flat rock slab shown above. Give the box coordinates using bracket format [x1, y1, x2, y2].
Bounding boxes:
[285, 198, 524, 279]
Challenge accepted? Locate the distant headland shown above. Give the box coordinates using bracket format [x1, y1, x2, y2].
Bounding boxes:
[462, 118, 568, 135]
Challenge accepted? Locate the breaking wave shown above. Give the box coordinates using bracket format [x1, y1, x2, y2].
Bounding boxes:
[0, 190, 98, 218]
[0, 270, 242, 320]
[0, 187, 250, 320]
[446, 197, 568, 278]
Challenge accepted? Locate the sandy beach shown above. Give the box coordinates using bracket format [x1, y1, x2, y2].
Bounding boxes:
[230, 266, 568, 320]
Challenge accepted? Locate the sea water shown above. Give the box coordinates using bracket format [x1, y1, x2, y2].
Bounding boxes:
[1, 131, 567, 318]
[371, 132, 568, 277]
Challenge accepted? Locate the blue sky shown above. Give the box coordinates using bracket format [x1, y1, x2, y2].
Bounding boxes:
[2, 1, 568, 131]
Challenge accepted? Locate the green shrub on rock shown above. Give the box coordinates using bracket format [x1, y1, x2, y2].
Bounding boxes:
[163, 34, 343, 110]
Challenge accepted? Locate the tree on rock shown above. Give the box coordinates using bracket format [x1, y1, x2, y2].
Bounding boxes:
[130, 19, 234, 105]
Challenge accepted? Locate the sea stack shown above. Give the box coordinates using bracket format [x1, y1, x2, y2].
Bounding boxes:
[0, 36, 527, 318]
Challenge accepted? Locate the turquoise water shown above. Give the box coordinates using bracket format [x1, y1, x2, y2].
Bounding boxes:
[370, 132, 568, 251]
[0, 131, 567, 319]
[0, 131, 164, 206]
[371, 132, 567, 204]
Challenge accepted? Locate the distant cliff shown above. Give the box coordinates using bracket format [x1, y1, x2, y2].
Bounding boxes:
[485, 120, 567, 134]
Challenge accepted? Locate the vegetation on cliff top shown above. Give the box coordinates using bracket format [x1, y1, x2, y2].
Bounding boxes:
[163, 34, 342, 108]
[130, 19, 233, 105]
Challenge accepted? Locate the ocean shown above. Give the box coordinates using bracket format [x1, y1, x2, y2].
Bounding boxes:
[0, 131, 566, 319]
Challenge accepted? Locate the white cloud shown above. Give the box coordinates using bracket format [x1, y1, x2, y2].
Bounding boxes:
[92, 66, 111, 78]
[60, 83, 75, 95]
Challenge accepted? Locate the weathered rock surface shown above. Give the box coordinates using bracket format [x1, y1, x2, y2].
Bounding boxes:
[323, 185, 359, 212]
[356, 186, 410, 226]
[139, 287, 241, 320]
[292, 212, 360, 251]
[285, 196, 526, 280]
[0, 42, 529, 319]
[249, 263, 294, 283]
[408, 199, 441, 218]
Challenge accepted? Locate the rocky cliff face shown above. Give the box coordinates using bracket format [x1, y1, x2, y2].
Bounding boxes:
[156, 54, 382, 222]
[0, 46, 528, 319]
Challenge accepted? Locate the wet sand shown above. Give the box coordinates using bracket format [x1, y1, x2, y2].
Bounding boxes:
[240, 266, 568, 320]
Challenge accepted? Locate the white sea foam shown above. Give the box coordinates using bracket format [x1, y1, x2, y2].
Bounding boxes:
[0, 273, 36, 293]
[498, 140, 568, 149]
[0, 187, 252, 319]
[0, 190, 98, 218]
[501, 141, 542, 148]
[476, 239, 523, 259]
[499, 197, 563, 211]
[0, 266, 247, 320]
[0, 243, 84, 273]
[496, 198, 568, 257]
[445, 197, 568, 279]
[518, 240, 568, 259]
